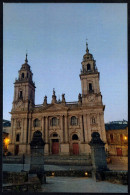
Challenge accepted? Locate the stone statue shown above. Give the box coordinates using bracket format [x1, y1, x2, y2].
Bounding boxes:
[53, 88, 55, 96]
[43, 95, 47, 105]
[62, 94, 65, 103]
[78, 93, 82, 102]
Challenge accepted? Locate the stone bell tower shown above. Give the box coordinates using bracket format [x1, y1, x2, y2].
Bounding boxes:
[8, 54, 36, 155]
[79, 41, 107, 145]
[12, 54, 35, 111]
[80, 42, 103, 106]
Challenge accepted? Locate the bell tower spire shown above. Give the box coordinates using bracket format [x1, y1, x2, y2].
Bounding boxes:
[25, 53, 28, 64]
[86, 39, 89, 53]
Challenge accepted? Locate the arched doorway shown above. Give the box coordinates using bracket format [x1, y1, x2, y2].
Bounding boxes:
[72, 134, 79, 155]
[51, 133, 60, 155]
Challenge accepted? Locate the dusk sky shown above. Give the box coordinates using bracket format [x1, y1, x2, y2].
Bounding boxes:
[3, 3, 127, 123]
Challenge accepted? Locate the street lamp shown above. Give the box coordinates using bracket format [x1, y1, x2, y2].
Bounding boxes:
[123, 136, 128, 141]
[4, 138, 10, 146]
[3, 138, 10, 155]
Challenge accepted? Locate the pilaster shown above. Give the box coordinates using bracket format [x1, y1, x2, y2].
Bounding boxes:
[42, 117, 45, 140]
[86, 114, 91, 142]
[45, 116, 48, 143]
[64, 115, 68, 143]
[28, 118, 32, 143]
[79, 115, 84, 142]
[60, 115, 64, 143]
[83, 114, 89, 143]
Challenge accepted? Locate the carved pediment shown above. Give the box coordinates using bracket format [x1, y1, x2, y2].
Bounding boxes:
[44, 103, 68, 111]
[34, 103, 68, 113]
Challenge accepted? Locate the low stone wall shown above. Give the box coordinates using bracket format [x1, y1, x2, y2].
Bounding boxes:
[3, 171, 41, 192]
[3, 182, 41, 192]
[104, 171, 128, 185]
[45, 170, 92, 177]
[110, 156, 128, 165]
[3, 156, 23, 164]
[3, 171, 28, 184]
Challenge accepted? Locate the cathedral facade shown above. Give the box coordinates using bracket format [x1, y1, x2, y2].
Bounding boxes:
[8, 42, 107, 155]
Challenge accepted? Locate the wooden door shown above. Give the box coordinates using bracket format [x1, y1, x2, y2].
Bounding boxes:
[15, 145, 19, 155]
[52, 141, 59, 154]
[73, 143, 79, 155]
[116, 148, 122, 156]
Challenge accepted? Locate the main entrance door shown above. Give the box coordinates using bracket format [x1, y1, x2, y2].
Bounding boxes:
[73, 143, 79, 155]
[52, 139, 59, 154]
[15, 145, 19, 155]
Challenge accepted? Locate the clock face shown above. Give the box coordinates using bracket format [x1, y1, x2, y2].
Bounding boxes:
[88, 95, 95, 102]
[17, 101, 23, 108]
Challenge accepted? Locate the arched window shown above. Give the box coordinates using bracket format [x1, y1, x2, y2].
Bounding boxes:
[51, 117, 59, 126]
[53, 133, 58, 137]
[87, 64, 91, 71]
[16, 134, 20, 142]
[72, 134, 78, 140]
[34, 119, 41, 127]
[22, 73, 24, 78]
[71, 116, 78, 126]
[19, 91, 23, 99]
[89, 83, 93, 91]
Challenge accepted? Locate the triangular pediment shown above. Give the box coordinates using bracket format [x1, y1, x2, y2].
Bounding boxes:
[43, 103, 68, 111]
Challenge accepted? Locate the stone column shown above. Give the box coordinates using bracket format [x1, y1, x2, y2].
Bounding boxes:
[10, 118, 13, 144]
[89, 132, 108, 181]
[60, 115, 64, 142]
[80, 116, 84, 142]
[86, 114, 91, 142]
[12, 119, 16, 143]
[23, 118, 27, 143]
[28, 118, 32, 143]
[45, 117, 48, 143]
[99, 113, 106, 143]
[42, 117, 45, 140]
[29, 131, 46, 184]
[64, 115, 68, 143]
[21, 118, 24, 143]
[83, 114, 89, 143]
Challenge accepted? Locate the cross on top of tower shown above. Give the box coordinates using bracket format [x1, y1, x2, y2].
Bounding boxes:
[86, 38, 89, 53]
[25, 52, 28, 64]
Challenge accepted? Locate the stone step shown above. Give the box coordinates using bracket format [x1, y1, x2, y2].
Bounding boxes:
[44, 155, 91, 160]
[44, 155, 92, 165]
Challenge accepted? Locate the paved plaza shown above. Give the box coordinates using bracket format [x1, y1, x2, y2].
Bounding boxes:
[3, 155, 128, 193]
[3, 163, 127, 172]
[3, 163, 128, 193]
[40, 176, 128, 193]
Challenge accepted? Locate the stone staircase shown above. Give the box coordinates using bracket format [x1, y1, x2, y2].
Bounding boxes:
[44, 155, 92, 166]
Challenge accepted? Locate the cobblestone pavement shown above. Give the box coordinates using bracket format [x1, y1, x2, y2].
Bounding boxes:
[41, 176, 128, 193]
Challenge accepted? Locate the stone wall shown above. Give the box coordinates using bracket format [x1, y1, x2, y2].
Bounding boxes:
[3, 171, 28, 184]
[104, 171, 128, 185]
[45, 170, 92, 177]
[3, 156, 23, 164]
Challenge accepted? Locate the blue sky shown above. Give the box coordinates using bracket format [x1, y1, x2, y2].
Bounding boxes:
[3, 3, 127, 122]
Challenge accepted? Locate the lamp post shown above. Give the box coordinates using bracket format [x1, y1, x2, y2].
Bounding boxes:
[4, 138, 10, 155]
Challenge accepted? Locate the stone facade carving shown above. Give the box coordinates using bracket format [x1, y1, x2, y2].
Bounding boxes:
[8, 43, 107, 156]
